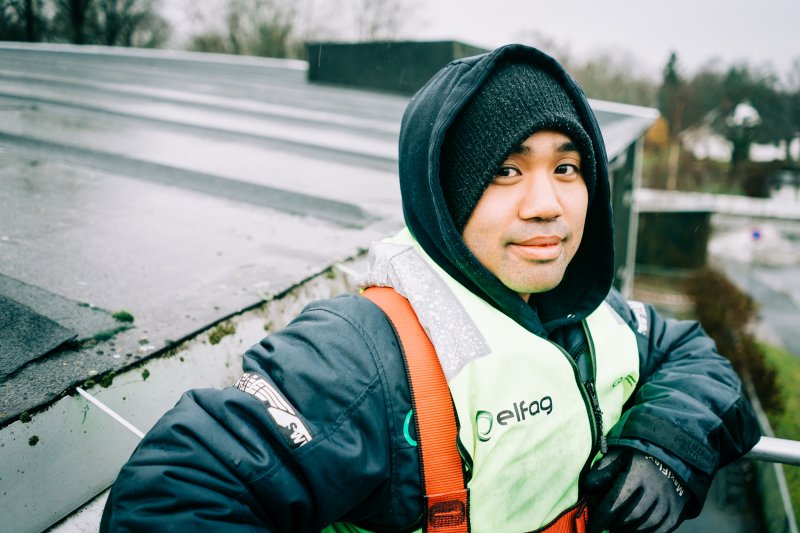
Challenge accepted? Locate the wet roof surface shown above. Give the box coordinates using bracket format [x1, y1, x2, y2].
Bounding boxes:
[0, 43, 656, 424]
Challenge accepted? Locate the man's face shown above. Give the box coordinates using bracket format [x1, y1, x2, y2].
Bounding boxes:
[461, 130, 588, 301]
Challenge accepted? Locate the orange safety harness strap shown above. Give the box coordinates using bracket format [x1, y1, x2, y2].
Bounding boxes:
[532, 499, 588, 533]
[363, 287, 469, 533]
[363, 287, 588, 533]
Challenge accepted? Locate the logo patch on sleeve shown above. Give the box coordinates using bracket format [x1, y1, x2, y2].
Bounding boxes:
[627, 300, 649, 335]
[235, 372, 312, 449]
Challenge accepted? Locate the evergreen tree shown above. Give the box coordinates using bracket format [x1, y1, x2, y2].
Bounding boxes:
[657, 52, 686, 189]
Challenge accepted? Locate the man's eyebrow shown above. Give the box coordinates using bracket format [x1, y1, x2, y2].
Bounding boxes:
[510, 144, 532, 156]
[556, 141, 580, 153]
[508, 141, 580, 155]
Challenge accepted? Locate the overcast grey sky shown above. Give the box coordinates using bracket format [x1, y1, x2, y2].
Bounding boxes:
[166, 0, 799, 82]
[404, 0, 799, 80]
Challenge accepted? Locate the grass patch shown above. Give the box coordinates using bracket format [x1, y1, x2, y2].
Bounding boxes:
[761, 342, 800, 515]
[92, 330, 115, 342]
[208, 322, 236, 345]
[99, 374, 114, 388]
[112, 310, 135, 323]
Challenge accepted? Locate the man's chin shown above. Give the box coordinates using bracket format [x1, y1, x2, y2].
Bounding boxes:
[507, 278, 565, 298]
[502, 264, 568, 296]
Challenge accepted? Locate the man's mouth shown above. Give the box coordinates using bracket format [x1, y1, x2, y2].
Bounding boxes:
[516, 236, 562, 246]
[509, 236, 563, 260]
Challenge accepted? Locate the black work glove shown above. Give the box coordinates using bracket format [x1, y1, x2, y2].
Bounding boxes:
[583, 447, 689, 533]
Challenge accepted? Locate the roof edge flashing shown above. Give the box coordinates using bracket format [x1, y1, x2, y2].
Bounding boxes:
[589, 98, 660, 120]
[0, 42, 308, 71]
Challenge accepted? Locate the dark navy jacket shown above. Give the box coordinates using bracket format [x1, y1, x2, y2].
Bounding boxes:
[101, 44, 761, 532]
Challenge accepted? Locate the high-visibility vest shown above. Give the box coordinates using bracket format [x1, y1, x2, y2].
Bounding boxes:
[326, 229, 640, 532]
[364, 287, 590, 533]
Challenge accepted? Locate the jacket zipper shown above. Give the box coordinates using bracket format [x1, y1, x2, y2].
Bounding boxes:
[546, 328, 602, 466]
[584, 381, 607, 454]
[581, 321, 607, 455]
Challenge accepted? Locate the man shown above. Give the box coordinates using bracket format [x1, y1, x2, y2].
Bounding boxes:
[101, 44, 760, 532]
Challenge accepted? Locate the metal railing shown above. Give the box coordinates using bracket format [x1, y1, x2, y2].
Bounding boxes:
[748, 436, 800, 466]
[744, 380, 799, 533]
[748, 437, 800, 533]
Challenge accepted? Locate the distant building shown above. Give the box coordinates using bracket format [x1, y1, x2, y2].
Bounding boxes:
[681, 106, 800, 163]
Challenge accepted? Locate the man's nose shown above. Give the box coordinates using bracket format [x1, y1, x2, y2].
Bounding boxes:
[518, 173, 564, 221]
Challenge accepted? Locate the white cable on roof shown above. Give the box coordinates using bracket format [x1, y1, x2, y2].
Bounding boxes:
[334, 263, 363, 281]
[75, 387, 144, 440]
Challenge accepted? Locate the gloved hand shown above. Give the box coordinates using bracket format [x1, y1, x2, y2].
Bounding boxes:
[583, 447, 689, 533]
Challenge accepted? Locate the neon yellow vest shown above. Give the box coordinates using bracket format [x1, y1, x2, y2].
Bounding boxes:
[326, 229, 640, 532]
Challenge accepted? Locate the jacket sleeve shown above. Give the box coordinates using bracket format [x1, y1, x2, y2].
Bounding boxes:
[100, 295, 418, 532]
[603, 289, 761, 513]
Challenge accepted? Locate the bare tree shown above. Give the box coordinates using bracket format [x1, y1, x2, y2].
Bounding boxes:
[188, 0, 303, 58]
[50, 0, 170, 47]
[95, 0, 169, 46]
[658, 52, 686, 189]
[787, 57, 800, 93]
[226, 0, 297, 57]
[50, 0, 94, 44]
[351, 0, 414, 41]
[186, 0, 421, 58]
[515, 30, 573, 69]
[570, 51, 657, 107]
[185, 0, 229, 54]
[292, 0, 342, 45]
[0, 0, 46, 41]
[515, 32, 656, 107]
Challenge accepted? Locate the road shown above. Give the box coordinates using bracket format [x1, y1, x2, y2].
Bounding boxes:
[710, 219, 800, 357]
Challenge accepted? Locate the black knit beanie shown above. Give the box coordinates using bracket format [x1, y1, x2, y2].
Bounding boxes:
[441, 59, 596, 232]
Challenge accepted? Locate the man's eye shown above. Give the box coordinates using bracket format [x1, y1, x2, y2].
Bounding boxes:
[555, 164, 580, 176]
[494, 166, 521, 179]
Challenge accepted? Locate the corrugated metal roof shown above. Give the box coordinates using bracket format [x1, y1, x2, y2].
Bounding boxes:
[0, 42, 658, 532]
[0, 44, 408, 423]
[0, 43, 658, 423]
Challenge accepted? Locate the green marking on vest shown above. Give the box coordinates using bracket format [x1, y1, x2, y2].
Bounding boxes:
[403, 409, 417, 446]
[475, 410, 493, 442]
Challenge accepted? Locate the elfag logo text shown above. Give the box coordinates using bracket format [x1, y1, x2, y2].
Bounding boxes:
[475, 396, 553, 442]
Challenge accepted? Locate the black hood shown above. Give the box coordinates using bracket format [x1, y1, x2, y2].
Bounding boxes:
[398, 44, 615, 336]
